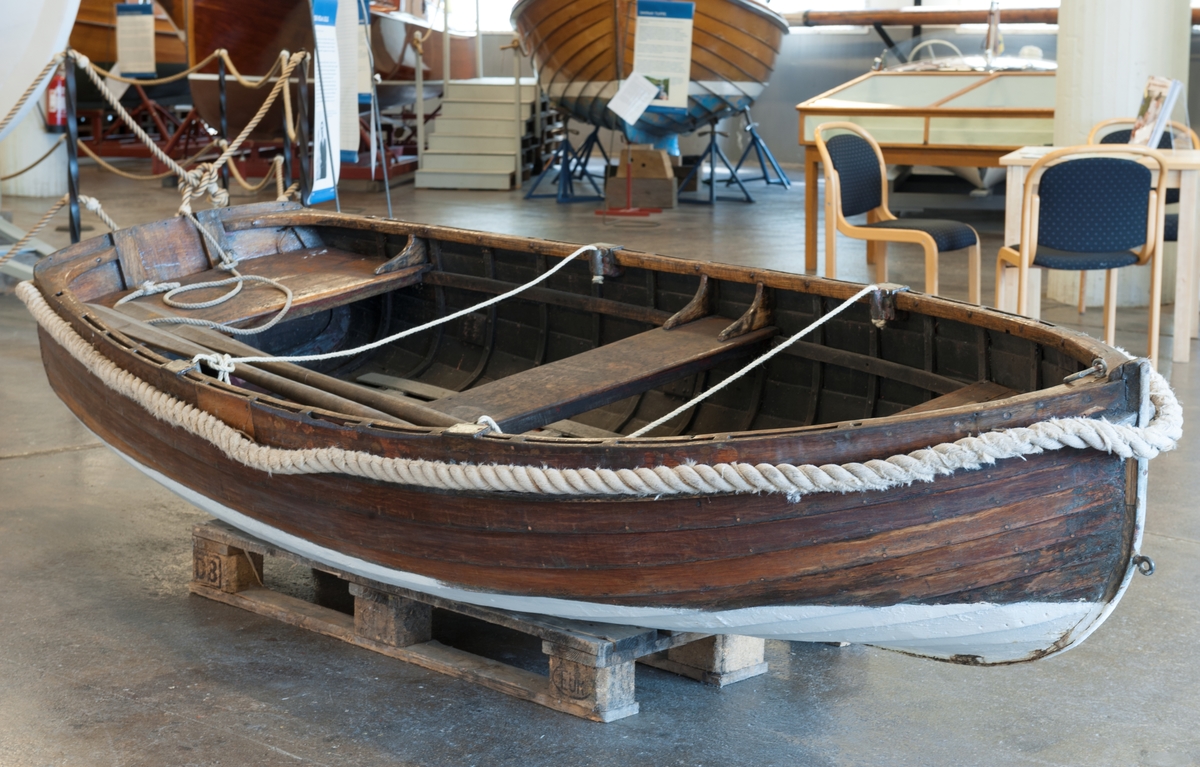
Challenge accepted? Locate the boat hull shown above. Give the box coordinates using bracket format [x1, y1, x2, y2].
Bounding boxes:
[25, 205, 1149, 665]
[511, 0, 788, 140]
[33, 309, 1138, 665]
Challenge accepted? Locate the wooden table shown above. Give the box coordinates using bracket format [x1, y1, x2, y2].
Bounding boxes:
[796, 70, 1056, 272]
[1000, 147, 1200, 362]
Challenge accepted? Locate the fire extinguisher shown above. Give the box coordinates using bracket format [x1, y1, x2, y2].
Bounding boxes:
[45, 66, 67, 133]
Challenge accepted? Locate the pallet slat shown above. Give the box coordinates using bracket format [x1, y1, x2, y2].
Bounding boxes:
[189, 521, 768, 721]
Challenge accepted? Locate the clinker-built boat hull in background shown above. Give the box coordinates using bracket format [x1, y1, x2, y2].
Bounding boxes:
[22, 202, 1171, 665]
[511, 0, 788, 144]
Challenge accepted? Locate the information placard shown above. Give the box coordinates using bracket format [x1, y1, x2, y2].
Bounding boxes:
[633, 0, 693, 116]
[308, 0, 341, 205]
[115, 4, 156, 79]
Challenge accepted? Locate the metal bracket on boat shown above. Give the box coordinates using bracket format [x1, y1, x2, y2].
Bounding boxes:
[1133, 555, 1155, 576]
[589, 244, 624, 285]
[868, 283, 909, 328]
[375, 235, 429, 275]
[1062, 358, 1108, 385]
[719, 282, 774, 342]
[165, 358, 201, 376]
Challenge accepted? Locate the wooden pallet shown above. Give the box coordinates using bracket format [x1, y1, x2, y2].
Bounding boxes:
[189, 521, 768, 722]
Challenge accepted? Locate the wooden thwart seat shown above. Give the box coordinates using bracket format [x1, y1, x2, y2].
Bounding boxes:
[427, 317, 778, 433]
[98, 246, 428, 328]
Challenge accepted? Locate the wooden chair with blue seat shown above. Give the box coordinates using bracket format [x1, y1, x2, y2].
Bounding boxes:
[1076, 119, 1200, 313]
[813, 122, 981, 303]
[995, 144, 1168, 364]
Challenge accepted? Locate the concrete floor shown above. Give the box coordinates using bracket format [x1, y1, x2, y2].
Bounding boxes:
[1, 165, 1198, 766]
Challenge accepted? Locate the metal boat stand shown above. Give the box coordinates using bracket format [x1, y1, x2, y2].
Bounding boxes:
[570, 124, 610, 184]
[525, 121, 605, 203]
[725, 107, 791, 189]
[678, 118, 754, 204]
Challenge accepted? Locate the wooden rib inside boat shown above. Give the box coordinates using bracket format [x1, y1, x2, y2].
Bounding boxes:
[26, 201, 1158, 665]
[512, 0, 789, 142]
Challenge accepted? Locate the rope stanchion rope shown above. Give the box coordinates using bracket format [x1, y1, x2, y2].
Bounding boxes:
[15, 278, 1182, 501]
[0, 193, 119, 269]
[61, 48, 307, 332]
[0, 135, 65, 181]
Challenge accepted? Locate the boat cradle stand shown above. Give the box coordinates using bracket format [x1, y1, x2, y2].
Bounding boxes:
[190, 521, 769, 722]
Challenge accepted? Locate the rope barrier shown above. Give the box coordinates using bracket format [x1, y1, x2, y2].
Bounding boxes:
[78, 194, 119, 231]
[78, 139, 222, 181]
[0, 135, 65, 181]
[0, 195, 67, 269]
[0, 192, 119, 268]
[86, 48, 285, 89]
[16, 279, 1183, 501]
[68, 49, 307, 216]
[0, 57, 61, 138]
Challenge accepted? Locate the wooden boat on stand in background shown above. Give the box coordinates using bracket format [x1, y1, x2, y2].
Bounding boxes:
[184, 0, 478, 138]
[511, 0, 788, 149]
[21, 202, 1179, 666]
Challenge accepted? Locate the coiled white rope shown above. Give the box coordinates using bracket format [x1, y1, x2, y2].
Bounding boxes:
[17, 280, 1182, 501]
[123, 214, 295, 337]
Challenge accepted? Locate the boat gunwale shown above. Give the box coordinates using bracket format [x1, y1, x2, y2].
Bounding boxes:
[30, 207, 1135, 457]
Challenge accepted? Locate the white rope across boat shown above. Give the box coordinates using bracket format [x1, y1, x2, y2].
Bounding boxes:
[18, 280, 1182, 500]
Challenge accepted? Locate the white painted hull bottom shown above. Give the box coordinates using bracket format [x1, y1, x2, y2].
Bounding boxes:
[115, 448, 1123, 666]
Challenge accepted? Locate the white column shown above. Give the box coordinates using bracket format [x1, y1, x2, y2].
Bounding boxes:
[1048, 0, 1190, 308]
[0, 111, 66, 198]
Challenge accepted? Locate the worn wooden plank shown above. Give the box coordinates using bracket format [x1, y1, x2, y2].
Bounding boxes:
[776, 338, 965, 394]
[897, 381, 1017, 415]
[426, 318, 777, 433]
[357, 372, 620, 437]
[86, 303, 404, 423]
[98, 303, 457, 428]
[97, 247, 428, 328]
[423, 270, 673, 326]
[190, 583, 634, 720]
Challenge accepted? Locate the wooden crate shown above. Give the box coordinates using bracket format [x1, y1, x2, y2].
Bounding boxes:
[190, 521, 767, 722]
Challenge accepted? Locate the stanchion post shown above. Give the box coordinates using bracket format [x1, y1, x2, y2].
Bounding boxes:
[512, 40, 521, 181]
[218, 56, 229, 189]
[442, 0, 452, 87]
[296, 56, 313, 202]
[415, 34, 425, 170]
[281, 91, 293, 188]
[64, 53, 82, 244]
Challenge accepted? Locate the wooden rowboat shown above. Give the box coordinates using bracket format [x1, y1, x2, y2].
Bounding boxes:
[23, 202, 1177, 665]
[511, 0, 788, 145]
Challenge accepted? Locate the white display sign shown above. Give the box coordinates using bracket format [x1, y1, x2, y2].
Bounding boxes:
[115, 4, 156, 78]
[336, 0, 359, 163]
[606, 74, 659, 126]
[308, 0, 341, 205]
[632, 0, 693, 115]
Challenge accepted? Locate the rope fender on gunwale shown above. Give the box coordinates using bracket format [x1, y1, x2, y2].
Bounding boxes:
[18, 280, 1183, 500]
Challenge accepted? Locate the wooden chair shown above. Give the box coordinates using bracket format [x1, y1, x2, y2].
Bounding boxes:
[996, 144, 1168, 364]
[813, 122, 981, 303]
[1072, 119, 1200, 313]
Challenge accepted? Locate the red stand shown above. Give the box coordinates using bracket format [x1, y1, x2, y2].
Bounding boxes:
[595, 154, 662, 217]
